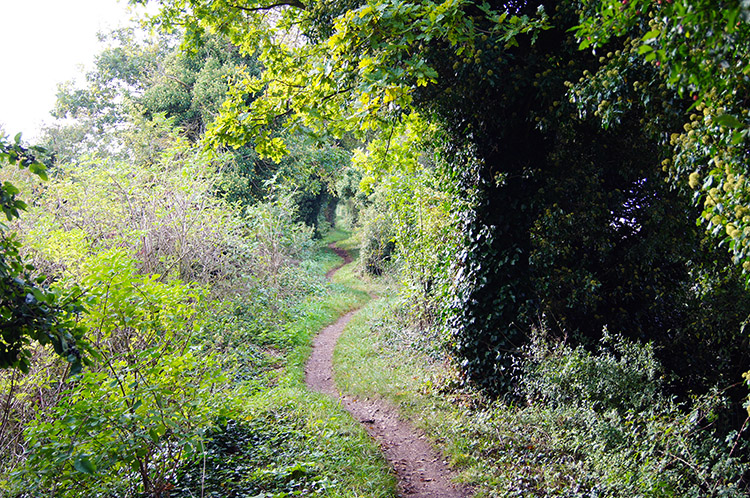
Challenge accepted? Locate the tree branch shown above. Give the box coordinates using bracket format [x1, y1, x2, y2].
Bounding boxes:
[226, 0, 306, 13]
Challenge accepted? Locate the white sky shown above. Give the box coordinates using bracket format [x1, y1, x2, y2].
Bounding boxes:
[0, 0, 144, 141]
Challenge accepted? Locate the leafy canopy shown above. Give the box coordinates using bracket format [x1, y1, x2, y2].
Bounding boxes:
[134, 0, 549, 159]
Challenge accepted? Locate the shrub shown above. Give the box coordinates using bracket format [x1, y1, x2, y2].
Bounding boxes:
[18, 146, 246, 290]
[358, 200, 395, 276]
[519, 328, 662, 414]
[502, 329, 750, 497]
[17, 350, 227, 497]
[242, 190, 315, 286]
[6, 250, 232, 497]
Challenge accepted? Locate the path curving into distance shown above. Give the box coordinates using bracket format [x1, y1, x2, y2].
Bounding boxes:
[305, 244, 471, 498]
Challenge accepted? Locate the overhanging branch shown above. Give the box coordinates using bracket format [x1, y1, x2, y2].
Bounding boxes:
[226, 0, 306, 12]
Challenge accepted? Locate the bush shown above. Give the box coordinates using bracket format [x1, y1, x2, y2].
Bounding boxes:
[519, 328, 662, 414]
[242, 190, 315, 286]
[358, 200, 395, 276]
[18, 146, 245, 290]
[499, 329, 750, 498]
[7, 250, 231, 497]
[17, 351, 227, 497]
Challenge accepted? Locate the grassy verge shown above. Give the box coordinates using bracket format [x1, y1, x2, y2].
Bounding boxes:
[335, 286, 607, 496]
[171, 235, 398, 497]
[334, 296, 431, 406]
[332, 258, 750, 497]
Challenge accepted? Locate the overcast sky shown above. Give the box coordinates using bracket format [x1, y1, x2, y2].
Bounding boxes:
[0, 0, 144, 141]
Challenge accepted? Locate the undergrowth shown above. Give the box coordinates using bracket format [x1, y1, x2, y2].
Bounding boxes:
[164, 236, 393, 498]
[335, 290, 750, 497]
[2, 235, 395, 498]
[172, 390, 395, 498]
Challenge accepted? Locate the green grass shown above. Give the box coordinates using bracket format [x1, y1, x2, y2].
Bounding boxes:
[262, 236, 396, 496]
[331, 280, 610, 496]
[326, 238, 536, 495]
[310, 232, 353, 274]
[327, 228, 360, 249]
[334, 296, 423, 404]
[171, 233, 398, 498]
[330, 267, 750, 498]
[220, 233, 489, 496]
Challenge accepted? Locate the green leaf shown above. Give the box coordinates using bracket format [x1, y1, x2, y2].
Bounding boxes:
[31, 288, 45, 303]
[4, 182, 19, 196]
[637, 44, 654, 55]
[714, 113, 744, 129]
[73, 455, 96, 474]
[149, 427, 160, 442]
[726, 8, 740, 33]
[68, 358, 82, 376]
[28, 161, 48, 181]
[642, 29, 661, 41]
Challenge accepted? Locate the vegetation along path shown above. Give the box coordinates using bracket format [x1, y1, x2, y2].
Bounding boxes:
[305, 244, 471, 498]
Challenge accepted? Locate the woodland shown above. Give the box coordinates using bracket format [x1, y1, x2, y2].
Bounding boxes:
[1, 0, 750, 496]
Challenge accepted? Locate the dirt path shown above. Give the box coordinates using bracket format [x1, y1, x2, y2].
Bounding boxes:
[305, 244, 471, 498]
[325, 245, 352, 279]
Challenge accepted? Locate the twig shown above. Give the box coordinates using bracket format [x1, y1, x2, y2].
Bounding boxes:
[728, 415, 749, 458]
[0, 368, 19, 443]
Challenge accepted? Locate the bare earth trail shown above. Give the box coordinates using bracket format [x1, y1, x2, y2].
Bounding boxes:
[305, 244, 471, 498]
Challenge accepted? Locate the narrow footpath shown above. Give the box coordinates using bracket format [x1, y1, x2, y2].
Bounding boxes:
[305, 244, 471, 498]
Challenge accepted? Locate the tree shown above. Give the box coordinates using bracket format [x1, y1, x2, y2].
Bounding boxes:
[140, 31, 262, 139]
[137, 0, 750, 399]
[44, 28, 169, 163]
[0, 133, 85, 373]
[47, 22, 346, 230]
[574, 0, 750, 275]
